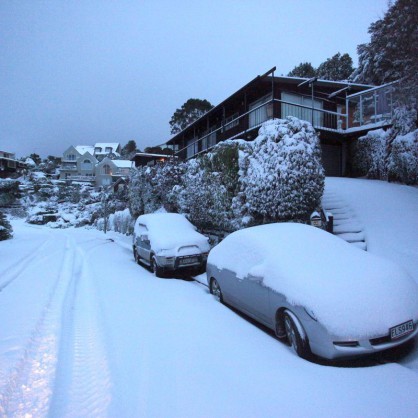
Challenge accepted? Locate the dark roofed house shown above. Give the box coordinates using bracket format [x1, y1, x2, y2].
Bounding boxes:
[131, 152, 172, 168]
[0, 151, 27, 178]
[165, 67, 398, 177]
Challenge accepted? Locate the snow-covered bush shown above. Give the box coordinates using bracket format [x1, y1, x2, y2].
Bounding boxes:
[177, 143, 238, 230]
[236, 117, 324, 225]
[129, 117, 324, 232]
[0, 211, 13, 240]
[352, 129, 388, 178]
[0, 179, 20, 206]
[388, 130, 418, 184]
[108, 208, 134, 235]
[129, 159, 184, 217]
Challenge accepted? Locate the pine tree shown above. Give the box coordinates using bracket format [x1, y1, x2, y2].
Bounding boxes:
[287, 62, 317, 78]
[317, 53, 354, 81]
[352, 0, 418, 95]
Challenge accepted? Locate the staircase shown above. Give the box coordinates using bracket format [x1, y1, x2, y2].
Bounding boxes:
[322, 190, 367, 251]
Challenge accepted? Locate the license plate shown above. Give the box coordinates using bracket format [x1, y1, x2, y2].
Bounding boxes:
[390, 320, 414, 340]
[179, 257, 198, 265]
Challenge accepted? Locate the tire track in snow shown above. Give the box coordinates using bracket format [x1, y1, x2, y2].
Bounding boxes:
[0, 236, 74, 417]
[48, 238, 112, 418]
[0, 236, 53, 292]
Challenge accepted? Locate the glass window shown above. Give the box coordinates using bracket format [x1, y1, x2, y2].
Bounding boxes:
[103, 164, 112, 175]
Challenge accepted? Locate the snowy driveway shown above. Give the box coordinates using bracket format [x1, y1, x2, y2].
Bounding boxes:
[1, 218, 418, 417]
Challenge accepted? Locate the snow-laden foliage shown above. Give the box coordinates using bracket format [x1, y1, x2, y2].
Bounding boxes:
[0, 211, 13, 240]
[352, 106, 418, 184]
[129, 159, 185, 218]
[237, 118, 324, 225]
[177, 143, 239, 230]
[352, 129, 388, 179]
[0, 179, 20, 206]
[97, 208, 134, 235]
[352, 0, 418, 102]
[129, 118, 324, 233]
[388, 130, 418, 184]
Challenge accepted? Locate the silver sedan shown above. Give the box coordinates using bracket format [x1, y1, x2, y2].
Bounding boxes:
[207, 223, 418, 360]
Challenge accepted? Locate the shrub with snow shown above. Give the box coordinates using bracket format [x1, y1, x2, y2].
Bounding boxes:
[388, 129, 418, 184]
[352, 129, 388, 178]
[129, 117, 324, 233]
[236, 117, 324, 225]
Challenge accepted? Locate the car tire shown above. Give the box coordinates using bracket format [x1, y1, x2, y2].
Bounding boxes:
[151, 256, 164, 278]
[283, 310, 311, 359]
[210, 278, 223, 303]
[133, 248, 140, 265]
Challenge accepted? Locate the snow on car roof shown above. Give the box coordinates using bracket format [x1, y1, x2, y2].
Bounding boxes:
[208, 223, 418, 338]
[135, 213, 209, 253]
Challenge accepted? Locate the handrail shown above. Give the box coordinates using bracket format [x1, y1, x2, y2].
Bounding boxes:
[175, 98, 349, 156]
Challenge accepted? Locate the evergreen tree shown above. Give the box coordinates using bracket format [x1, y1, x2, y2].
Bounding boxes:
[352, 0, 418, 96]
[121, 140, 138, 159]
[287, 62, 317, 78]
[317, 53, 354, 81]
[169, 98, 213, 135]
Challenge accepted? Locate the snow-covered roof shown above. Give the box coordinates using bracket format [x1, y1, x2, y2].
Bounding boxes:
[112, 160, 133, 168]
[208, 222, 418, 338]
[75, 145, 94, 155]
[94, 143, 120, 154]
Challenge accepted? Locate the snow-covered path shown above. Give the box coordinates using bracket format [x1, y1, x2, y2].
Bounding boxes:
[1, 219, 418, 417]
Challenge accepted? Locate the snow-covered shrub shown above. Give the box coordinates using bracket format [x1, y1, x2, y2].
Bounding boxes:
[0, 211, 13, 240]
[129, 159, 184, 217]
[388, 130, 418, 184]
[0, 179, 20, 206]
[108, 208, 134, 235]
[352, 129, 388, 178]
[236, 117, 324, 225]
[177, 143, 238, 230]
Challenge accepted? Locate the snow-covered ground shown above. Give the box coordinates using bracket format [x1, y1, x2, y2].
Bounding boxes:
[1, 178, 418, 417]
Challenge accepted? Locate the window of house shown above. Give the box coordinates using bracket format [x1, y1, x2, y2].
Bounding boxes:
[186, 138, 198, 159]
[103, 164, 112, 175]
[281, 92, 323, 127]
[81, 159, 92, 171]
[105, 147, 112, 153]
[224, 113, 239, 130]
[67, 154, 76, 161]
[7, 160, 16, 168]
[249, 94, 272, 128]
[95, 147, 102, 153]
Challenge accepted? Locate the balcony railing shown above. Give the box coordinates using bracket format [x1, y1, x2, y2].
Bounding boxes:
[345, 82, 397, 130]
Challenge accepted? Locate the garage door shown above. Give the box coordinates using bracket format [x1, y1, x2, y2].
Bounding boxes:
[321, 144, 341, 176]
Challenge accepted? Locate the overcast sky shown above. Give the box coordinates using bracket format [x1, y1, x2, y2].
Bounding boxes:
[0, 0, 389, 159]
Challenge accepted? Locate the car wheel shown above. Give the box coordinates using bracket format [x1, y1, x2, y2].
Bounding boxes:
[151, 256, 164, 278]
[133, 248, 140, 265]
[283, 310, 311, 359]
[210, 278, 223, 303]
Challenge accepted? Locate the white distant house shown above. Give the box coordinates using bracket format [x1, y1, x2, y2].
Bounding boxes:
[59, 142, 132, 186]
[95, 157, 133, 187]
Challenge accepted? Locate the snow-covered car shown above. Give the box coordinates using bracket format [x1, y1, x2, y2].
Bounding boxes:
[133, 213, 210, 277]
[207, 223, 418, 360]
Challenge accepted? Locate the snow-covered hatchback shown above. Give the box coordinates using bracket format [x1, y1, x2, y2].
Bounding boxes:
[207, 223, 418, 360]
[133, 213, 210, 277]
